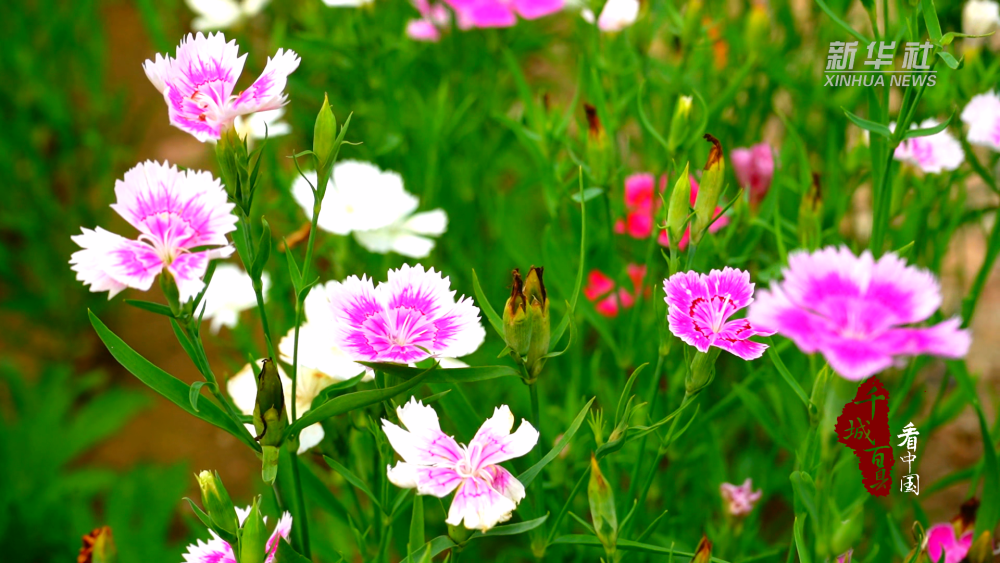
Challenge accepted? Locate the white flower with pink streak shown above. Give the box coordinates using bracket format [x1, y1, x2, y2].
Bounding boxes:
[326, 264, 485, 365]
[71, 160, 236, 303]
[182, 506, 291, 563]
[961, 91, 1000, 151]
[143, 32, 300, 142]
[383, 398, 539, 531]
[891, 119, 965, 174]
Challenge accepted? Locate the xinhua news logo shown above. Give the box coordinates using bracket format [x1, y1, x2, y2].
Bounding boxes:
[825, 41, 938, 87]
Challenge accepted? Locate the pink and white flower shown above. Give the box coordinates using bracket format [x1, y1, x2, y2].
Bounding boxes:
[664, 268, 773, 360]
[923, 522, 974, 563]
[279, 281, 368, 382]
[71, 160, 236, 303]
[892, 119, 965, 174]
[748, 247, 972, 380]
[326, 264, 485, 365]
[731, 142, 775, 207]
[182, 506, 292, 563]
[407, 0, 452, 41]
[383, 398, 539, 531]
[444, 0, 563, 29]
[961, 91, 1000, 151]
[144, 32, 300, 142]
[719, 478, 762, 517]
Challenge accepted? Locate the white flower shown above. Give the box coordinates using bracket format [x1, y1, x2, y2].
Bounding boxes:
[963, 0, 1000, 39]
[292, 160, 448, 258]
[322, 0, 375, 7]
[185, 0, 270, 30]
[199, 263, 269, 333]
[227, 360, 332, 454]
[587, 0, 639, 32]
[891, 119, 965, 174]
[962, 91, 1000, 151]
[278, 281, 368, 382]
[234, 108, 291, 143]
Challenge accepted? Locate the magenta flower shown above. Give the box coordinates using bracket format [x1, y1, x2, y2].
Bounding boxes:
[924, 523, 974, 563]
[383, 398, 539, 531]
[584, 264, 647, 318]
[747, 247, 972, 380]
[326, 264, 484, 364]
[71, 161, 236, 303]
[407, 0, 451, 41]
[663, 268, 773, 360]
[719, 478, 762, 517]
[730, 143, 775, 207]
[613, 173, 662, 239]
[182, 508, 291, 563]
[444, 0, 563, 29]
[144, 32, 300, 142]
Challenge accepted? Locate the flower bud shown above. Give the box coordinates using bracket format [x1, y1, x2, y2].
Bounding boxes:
[667, 96, 693, 152]
[503, 267, 550, 379]
[830, 503, 862, 556]
[686, 348, 721, 396]
[692, 134, 725, 243]
[584, 103, 611, 186]
[692, 535, 713, 563]
[196, 470, 239, 538]
[253, 359, 288, 447]
[666, 163, 692, 246]
[745, 1, 770, 53]
[313, 94, 338, 197]
[215, 125, 251, 212]
[798, 173, 823, 250]
[78, 526, 117, 563]
[239, 498, 268, 563]
[588, 455, 618, 557]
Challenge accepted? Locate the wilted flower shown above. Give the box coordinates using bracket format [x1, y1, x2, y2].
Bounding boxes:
[719, 478, 762, 517]
[748, 247, 972, 380]
[663, 267, 772, 360]
[71, 161, 236, 303]
[228, 360, 331, 454]
[278, 281, 367, 382]
[383, 398, 539, 531]
[326, 264, 485, 364]
[924, 522, 974, 563]
[444, 0, 563, 29]
[582, 0, 640, 32]
[961, 92, 1000, 151]
[144, 32, 300, 142]
[292, 161, 447, 258]
[182, 506, 291, 563]
[731, 142, 775, 207]
[185, 0, 269, 31]
[233, 108, 291, 144]
[892, 120, 965, 174]
[407, 0, 451, 41]
[199, 263, 269, 333]
[584, 264, 647, 317]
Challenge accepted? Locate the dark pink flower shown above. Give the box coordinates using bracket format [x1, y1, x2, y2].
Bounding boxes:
[584, 264, 647, 318]
[731, 143, 775, 206]
[444, 0, 563, 29]
[924, 523, 973, 563]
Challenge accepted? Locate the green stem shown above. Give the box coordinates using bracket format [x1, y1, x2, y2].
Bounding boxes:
[290, 453, 310, 556]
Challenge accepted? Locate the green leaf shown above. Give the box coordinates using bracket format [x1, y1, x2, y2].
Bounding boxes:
[842, 108, 892, 138]
[285, 240, 303, 293]
[789, 472, 820, 526]
[359, 362, 520, 384]
[551, 169, 587, 349]
[472, 268, 505, 339]
[472, 515, 549, 538]
[903, 113, 953, 139]
[310, 370, 368, 409]
[519, 397, 595, 487]
[274, 538, 313, 563]
[88, 310, 258, 451]
[324, 455, 383, 512]
[921, 0, 943, 42]
[793, 515, 813, 563]
[941, 30, 995, 45]
[615, 363, 647, 426]
[183, 497, 213, 529]
[299, 459, 351, 524]
[251, 217, 272, 280]
[549, 535, 729, 561]
[189, 381, 206, 413]
[636, 81, 671, 156]
[814, 0, 869, 42]
[766, 339, 812, 409]
[286, 363, 436, 435]
[936, 51, 962, 69]
[408, 495, 425, 557]
[569, 187, 604, 203]
[400, 536, 456, 563]
[124, 299, 175, 318]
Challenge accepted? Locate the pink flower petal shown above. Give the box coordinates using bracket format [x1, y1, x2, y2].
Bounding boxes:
[445, 475, 517, 531]
[381, 397, 463, 466]
[469, 405, 539, 468]
[512, 0, 564, 19]
[231, 49, 301, 115]
[925, 523, 974, 563]
[70, 228, 164, 298]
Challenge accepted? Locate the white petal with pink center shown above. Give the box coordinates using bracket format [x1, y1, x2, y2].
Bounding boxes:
[382, 398, 538, 531]
[182, 506, 292, 563]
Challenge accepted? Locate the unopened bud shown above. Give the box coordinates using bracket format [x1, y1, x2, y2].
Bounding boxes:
[798, 173, 823, 250]
[830, 503, 862, 556]
[78, 526, 117, 563]
[253, 359, 288, 448]
[503, 267, 550, 379]
[313, 94, 338, 196]
[692, 535, 713, 563]
[667, 96, 693, 152]
[588, 455, 618, 556]
[197, 470, 238, 537]
[239, 498, 268, 563]
[584, 103, 610, 185]
[666, 163, 692, 246]
[686, 348, 721, 396]
[503, 269, 531, 357]
[692, 134, 725, 243]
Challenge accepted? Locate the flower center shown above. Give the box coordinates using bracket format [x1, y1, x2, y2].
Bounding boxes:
[454, 458, 476, 478]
